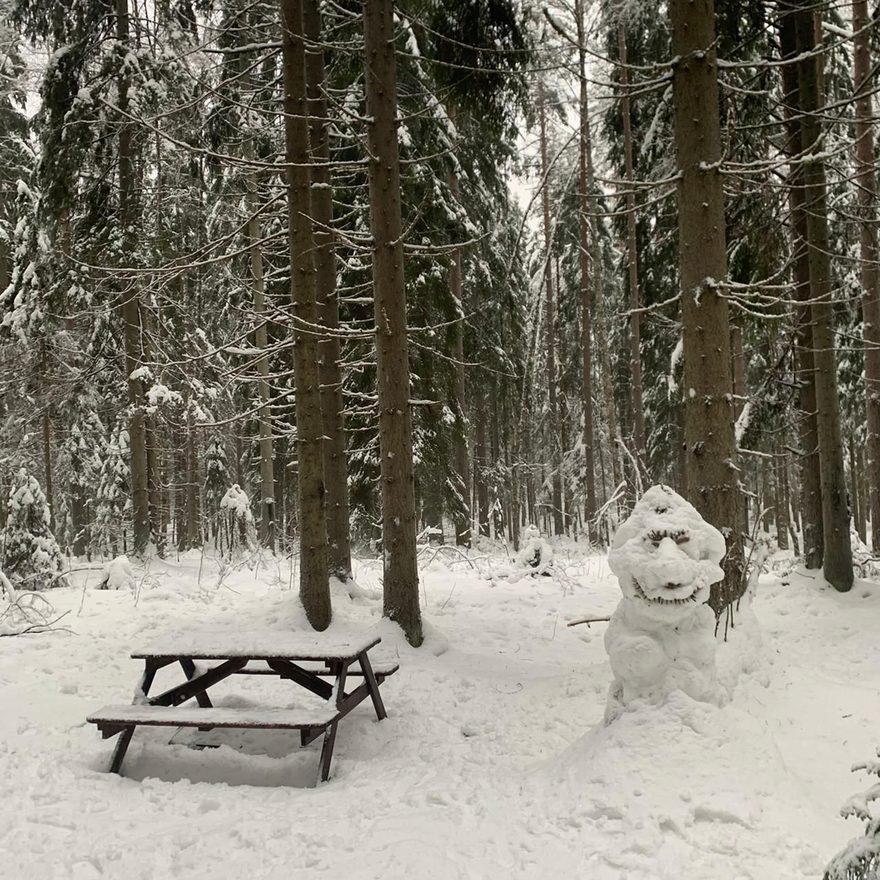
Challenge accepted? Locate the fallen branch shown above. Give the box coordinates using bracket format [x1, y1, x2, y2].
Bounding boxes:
[566, 616, 612, 628]
[0, 609, 72, 637]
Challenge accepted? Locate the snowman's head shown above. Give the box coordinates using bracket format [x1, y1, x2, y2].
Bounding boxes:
[608, 485, 726, 620]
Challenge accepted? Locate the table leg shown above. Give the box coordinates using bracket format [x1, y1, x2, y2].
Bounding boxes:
[358, 651, 387, 721]
[134, 658, 160, 703]
[109, 727, 135, 774]
[110, 659, 159, 773]
[179, 658, 214, 708]
[319, 722, 338, 783]
[333, 661, 350, 710]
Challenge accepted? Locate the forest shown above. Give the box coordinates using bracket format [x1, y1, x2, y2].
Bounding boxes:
[2, 1, 880, 878]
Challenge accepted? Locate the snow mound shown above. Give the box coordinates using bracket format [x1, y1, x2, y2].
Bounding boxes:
[98, 555, 137, 591]
[542, 690, 830, 880]
[515, 524, 554, 573]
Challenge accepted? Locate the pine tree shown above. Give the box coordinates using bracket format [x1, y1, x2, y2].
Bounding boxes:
[1, 469, 65, 590]
[94, 419, 132, 556]
[823, 748, 880, 879]
[204, 437, 229, 543]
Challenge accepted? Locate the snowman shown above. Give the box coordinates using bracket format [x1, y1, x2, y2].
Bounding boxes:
[603, 485, 726, 720]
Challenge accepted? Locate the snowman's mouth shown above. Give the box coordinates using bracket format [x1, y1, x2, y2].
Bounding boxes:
[633, 578, 698, 605]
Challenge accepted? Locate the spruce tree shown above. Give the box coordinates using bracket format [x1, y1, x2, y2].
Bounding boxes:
[1, 469, 65, 590]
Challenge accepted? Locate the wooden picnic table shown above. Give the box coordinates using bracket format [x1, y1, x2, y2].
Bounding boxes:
[87, 629, 398, 783]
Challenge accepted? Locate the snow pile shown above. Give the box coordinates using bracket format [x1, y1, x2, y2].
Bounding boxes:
[515, 524, 554, 574]
[219, 484, 252, 520]
[217, 484, 254, 559]
[98, 555, 137, 591]
[604, 485, 726, 720]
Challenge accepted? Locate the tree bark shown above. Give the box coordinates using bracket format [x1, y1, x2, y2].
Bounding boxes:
[246, 159, 276, 552]
[40, 407, 54, 534]
[776, 440, 790, 551]
[618, 21, 646, 471]
[779, 10, 824, 569]
[576, 0, 597, 540]
[185, 414, 199, 549]
[670, 0, 743, 615]
[793, 2, 853, 591]
[850, 437, 864, 542]
[851, 0, 880, 552]
[116, 0, 150, 557]
[858, 443, 869, 544]
[362, 0, 423, 646]
[304, 0, 352, 579]
[280, 0, 331, 629]
[474, 391, 490, 537]
[446, 153, 472, 547]
[537, 82, 564, 536]
[731, 325, 749, 536]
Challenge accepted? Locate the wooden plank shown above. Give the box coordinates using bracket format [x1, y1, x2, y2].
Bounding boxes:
[358, 651, 387, 721]
[88, 704, 337, 729]
[148, 658, 247, 708]
[179, 658, 214, 709]
[266, 659, 334, 700]
[132, 630, 381, 662]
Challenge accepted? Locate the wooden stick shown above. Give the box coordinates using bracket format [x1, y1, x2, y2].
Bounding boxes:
[566, 616, 611, 628]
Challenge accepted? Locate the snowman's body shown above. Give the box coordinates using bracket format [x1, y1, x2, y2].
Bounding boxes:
[604, 485, 726, 720]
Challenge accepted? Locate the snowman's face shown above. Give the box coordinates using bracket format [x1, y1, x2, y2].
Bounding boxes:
[625, 526, 714, 607]
[608, 486, 726, 619]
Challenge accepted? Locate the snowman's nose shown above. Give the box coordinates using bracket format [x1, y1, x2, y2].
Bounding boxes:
[656, 536, 680, 558]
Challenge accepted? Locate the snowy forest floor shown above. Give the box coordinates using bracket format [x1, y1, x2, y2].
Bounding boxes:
[1, 544, 878, 880]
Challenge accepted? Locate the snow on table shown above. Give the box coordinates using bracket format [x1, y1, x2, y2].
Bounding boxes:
[131, 628, 381, 661]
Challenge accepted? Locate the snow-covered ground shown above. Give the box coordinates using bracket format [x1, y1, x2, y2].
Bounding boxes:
[1, 545, 878, 880]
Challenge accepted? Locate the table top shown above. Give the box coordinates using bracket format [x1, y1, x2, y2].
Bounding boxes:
[131, 628, 382, 662]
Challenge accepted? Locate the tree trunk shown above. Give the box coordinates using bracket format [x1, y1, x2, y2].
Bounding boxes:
[780, 10, 824, 570]
[446, 157, 472, 547]
[776, 441, 790, 551]
[851, 0, 880, 553]
[670, 0, 743, 615]
[731, 325, 749, 536]
[362, 0, 422, 646]
[116, 0, 150, 557]
[146, 416, 164, 554]
[41, 408, 54, 533]
[762, 458, 775, 531]
[280, 0, 331, 629]
[793, 2, 853, 591]
[175, 431, 188, 552]
[537, 82, 564, 536]
[858, 443, 869, 544]
[474, 392, 490, 537]
[186, 414, 199, 548]
[304, 0, 352, 579]
[850, 437, 864, 542]
[618, 21, 646, 471]
[576, 0, 597, 540]
[246, 160, 276, 552]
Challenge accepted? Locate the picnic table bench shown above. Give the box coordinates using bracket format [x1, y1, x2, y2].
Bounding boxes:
[87, 629, 398, 783]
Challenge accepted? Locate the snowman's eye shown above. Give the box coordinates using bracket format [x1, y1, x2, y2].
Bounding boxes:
[645, 528, 690, 548]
